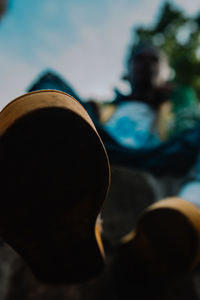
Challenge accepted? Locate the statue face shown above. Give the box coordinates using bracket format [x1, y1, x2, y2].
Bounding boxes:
[128, 47, 168, 89]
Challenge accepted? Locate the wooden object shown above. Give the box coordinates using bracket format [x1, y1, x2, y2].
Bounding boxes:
[121, 197, 200, 277]
[0, 90, 110, 284]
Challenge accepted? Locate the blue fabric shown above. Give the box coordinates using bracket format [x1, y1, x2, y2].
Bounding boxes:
[104, 101, 161, 149]
[105, 126, 200, 176]
[27, 69, 98, 125]
[27, 70, 200, 177]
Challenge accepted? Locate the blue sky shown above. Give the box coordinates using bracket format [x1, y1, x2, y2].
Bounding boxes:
[0, 0, 200, 108]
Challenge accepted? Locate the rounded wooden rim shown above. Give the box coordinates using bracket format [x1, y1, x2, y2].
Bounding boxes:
[0, 89, 111, 269]
[0, 89, 111, 187]
[143, 197, 200, 270]
[0, 90, 96, 135]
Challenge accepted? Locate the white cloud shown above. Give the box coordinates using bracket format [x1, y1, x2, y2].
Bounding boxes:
[38, 0, 163, 100]
[1, 0, 197, 107]
[0, 53, 39, 109]
[172, 0, 200, 15]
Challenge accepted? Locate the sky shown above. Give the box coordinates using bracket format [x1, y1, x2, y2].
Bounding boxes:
[0, 0, 200, 109]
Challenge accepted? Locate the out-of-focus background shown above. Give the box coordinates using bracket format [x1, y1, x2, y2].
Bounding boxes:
[2, 1, 200, 300]
[1, 0, 200, 109]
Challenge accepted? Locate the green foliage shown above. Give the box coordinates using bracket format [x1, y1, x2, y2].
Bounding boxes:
[128, 1, 200, 98]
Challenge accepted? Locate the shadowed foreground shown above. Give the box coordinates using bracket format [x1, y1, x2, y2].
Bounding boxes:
[0, 166, 200, 299]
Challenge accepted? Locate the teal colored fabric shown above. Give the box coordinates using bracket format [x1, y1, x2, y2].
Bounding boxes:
[27, 71, 200, 177]
[169, 85, 200, 137]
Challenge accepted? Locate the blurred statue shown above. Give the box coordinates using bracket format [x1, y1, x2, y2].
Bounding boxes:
[1, 44, 200, 300]
[97, 43, 200, 147]
[0, 0, 8, 19]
